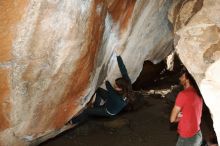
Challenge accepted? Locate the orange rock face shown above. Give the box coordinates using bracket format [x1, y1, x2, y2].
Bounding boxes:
[107, 0, 136, 32]
[0, 68, 10, 131]
[52, 0, 106, 129]
[0, 0, 28, 62]
[0, 0, 173, 145]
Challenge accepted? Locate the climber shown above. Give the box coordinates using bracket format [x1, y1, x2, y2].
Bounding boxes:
[67, 55, 137, 125]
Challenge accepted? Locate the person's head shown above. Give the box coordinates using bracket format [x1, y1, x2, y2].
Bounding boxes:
[179, 73, 191, 88]
[115, 77, 132, 93]
[179, 69, 202, 96]
[179, 73, 189, 88]
[179, 69, 196, 88]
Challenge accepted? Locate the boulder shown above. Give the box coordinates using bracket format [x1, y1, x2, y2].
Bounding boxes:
[0, 0, 173, 145]
[170, 0, 220, 141]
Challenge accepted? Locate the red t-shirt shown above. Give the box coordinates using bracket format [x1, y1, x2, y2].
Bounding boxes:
[175, 87, 203, 138]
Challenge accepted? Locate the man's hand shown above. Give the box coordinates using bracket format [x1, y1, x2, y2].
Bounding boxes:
[170, 105, 181, 123]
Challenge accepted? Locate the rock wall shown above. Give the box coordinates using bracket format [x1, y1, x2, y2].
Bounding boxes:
[170, 0, 220, 142]
[0, 0, 173, 145]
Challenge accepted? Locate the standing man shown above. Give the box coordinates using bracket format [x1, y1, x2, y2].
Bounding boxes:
[170, 70, 203, 146]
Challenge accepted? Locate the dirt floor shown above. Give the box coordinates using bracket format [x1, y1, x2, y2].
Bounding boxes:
[40, 92, 179, 146]
[40, 69, 216, 146]
[40, 93, 216, 146]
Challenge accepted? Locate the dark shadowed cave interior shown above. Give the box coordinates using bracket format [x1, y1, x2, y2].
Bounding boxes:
[39, 54, 217, 146]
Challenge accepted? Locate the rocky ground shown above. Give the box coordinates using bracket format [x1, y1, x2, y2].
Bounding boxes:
[40, 70, 216, 146]
[40, 89, 179, 146]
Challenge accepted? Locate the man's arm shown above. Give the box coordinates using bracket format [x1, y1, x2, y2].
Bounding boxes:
[117, 56, 131, 82]
[170, 105, 181, 123]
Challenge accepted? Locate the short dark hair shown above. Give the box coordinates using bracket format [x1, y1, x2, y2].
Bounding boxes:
[181, 69, 202, 97]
